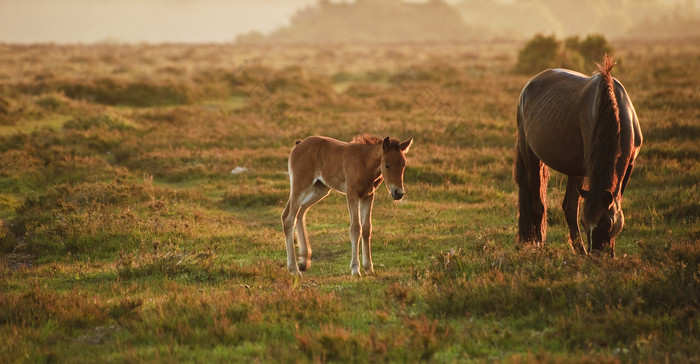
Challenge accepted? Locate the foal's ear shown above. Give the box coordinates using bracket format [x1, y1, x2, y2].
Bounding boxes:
[577, 187, 589, 198]
[382, 136, 391, 152]
[399, 137, 413, 153]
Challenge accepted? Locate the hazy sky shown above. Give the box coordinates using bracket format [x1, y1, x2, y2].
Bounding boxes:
[0, 0, 323, 43]
[0, 0, 692, 44]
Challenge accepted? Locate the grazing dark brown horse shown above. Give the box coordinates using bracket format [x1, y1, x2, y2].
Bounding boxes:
[282, 134, 413, 276]
[514, 55, 642, 256]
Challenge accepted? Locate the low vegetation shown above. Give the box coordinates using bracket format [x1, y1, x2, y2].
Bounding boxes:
[0, 39, 698, 362]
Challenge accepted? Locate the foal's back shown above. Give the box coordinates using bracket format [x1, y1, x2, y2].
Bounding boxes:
[290, 136, 379, 194]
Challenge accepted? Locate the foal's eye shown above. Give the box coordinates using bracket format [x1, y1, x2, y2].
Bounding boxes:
[384, 163, 390, 169]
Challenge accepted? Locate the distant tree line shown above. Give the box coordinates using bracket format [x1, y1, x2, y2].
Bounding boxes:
[237, 0, 700, 44]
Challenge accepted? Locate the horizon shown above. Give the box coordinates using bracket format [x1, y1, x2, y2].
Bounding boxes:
[0, 0, 696, 44]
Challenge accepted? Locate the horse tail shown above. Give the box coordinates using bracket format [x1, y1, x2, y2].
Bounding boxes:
[514, 139, 533, 243]
[584, 54, 622, 222]
[596, 55, 620, 127]
[514, 105, 547, 243]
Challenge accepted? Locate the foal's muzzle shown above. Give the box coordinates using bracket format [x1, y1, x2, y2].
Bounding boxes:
[391, 188, 404, 200]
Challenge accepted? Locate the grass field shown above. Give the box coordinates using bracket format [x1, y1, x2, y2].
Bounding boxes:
[0, 39, 699, 362]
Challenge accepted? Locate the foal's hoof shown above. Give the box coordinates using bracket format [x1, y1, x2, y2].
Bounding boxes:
[297, 259, 310, 272]
[287, 263, 303, 277]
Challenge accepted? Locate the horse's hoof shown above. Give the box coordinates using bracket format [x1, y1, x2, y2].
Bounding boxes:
[572, 246, 587, 255]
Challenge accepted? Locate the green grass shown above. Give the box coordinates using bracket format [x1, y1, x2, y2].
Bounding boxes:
[0, 40, 699, 362]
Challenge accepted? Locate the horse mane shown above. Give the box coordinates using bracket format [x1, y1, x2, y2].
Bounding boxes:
[584, 54, 622, 222]
[351, 134, 383, 145]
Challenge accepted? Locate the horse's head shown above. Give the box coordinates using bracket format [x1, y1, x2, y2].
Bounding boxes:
[380, 136, 413, 200]
[579, 189, 624, 256]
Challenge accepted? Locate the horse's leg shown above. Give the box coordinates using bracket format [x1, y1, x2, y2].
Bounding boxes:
[346, 195, 362, 276]
[515, 139, 548, 245]
[282, 194, 303, 276]
[295, 183, 331, 271]
[563, 175, 586, 254]
[359, 193, 375, 275]
[609, 238, 616, 259]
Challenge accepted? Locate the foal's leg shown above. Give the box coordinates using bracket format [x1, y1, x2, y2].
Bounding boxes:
[346, 195, 362, 276]
[296, 184, 331, 271]
[359, 194, 375, 275]
[562, 175, 586, 254]
[282, 195, 303, 276]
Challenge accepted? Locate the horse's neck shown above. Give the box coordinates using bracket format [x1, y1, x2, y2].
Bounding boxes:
[364, 144, 383, 173]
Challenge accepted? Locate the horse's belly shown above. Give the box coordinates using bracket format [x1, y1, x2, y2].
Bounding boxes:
[545, 156, 586, 176]
[526, 126, 586, 176]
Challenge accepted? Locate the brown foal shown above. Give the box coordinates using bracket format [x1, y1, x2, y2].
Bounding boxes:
[282, 134, 413, 276]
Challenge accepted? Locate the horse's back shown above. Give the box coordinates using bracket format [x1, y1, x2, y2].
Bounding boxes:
[520, 69, 590, 107]
[518, 69, 599, 176]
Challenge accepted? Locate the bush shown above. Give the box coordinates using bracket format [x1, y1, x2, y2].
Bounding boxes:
[514, 34, 560, 74]
[576, 34, 614, 67]
[0, 96, 12, 124]
[515, 33, 614, 74]
[59, 78, 192, 107]
[64, 113, 139, 131]
[35, 92, 69, 112]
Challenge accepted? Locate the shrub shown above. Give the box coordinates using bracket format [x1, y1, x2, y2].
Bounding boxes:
[35, 92, 69, 112]
[9, 181, 152, 258]
[59, 78, 192, 107]
[576, 34, 614, 67]
[515, 33, 614, 74]
[514, 34, 560, 74]
[64, 113, 139, 131]
[0, 96, 12, 125]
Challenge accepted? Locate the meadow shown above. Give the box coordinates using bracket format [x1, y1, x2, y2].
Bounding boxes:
[0, 39, 698, 362]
